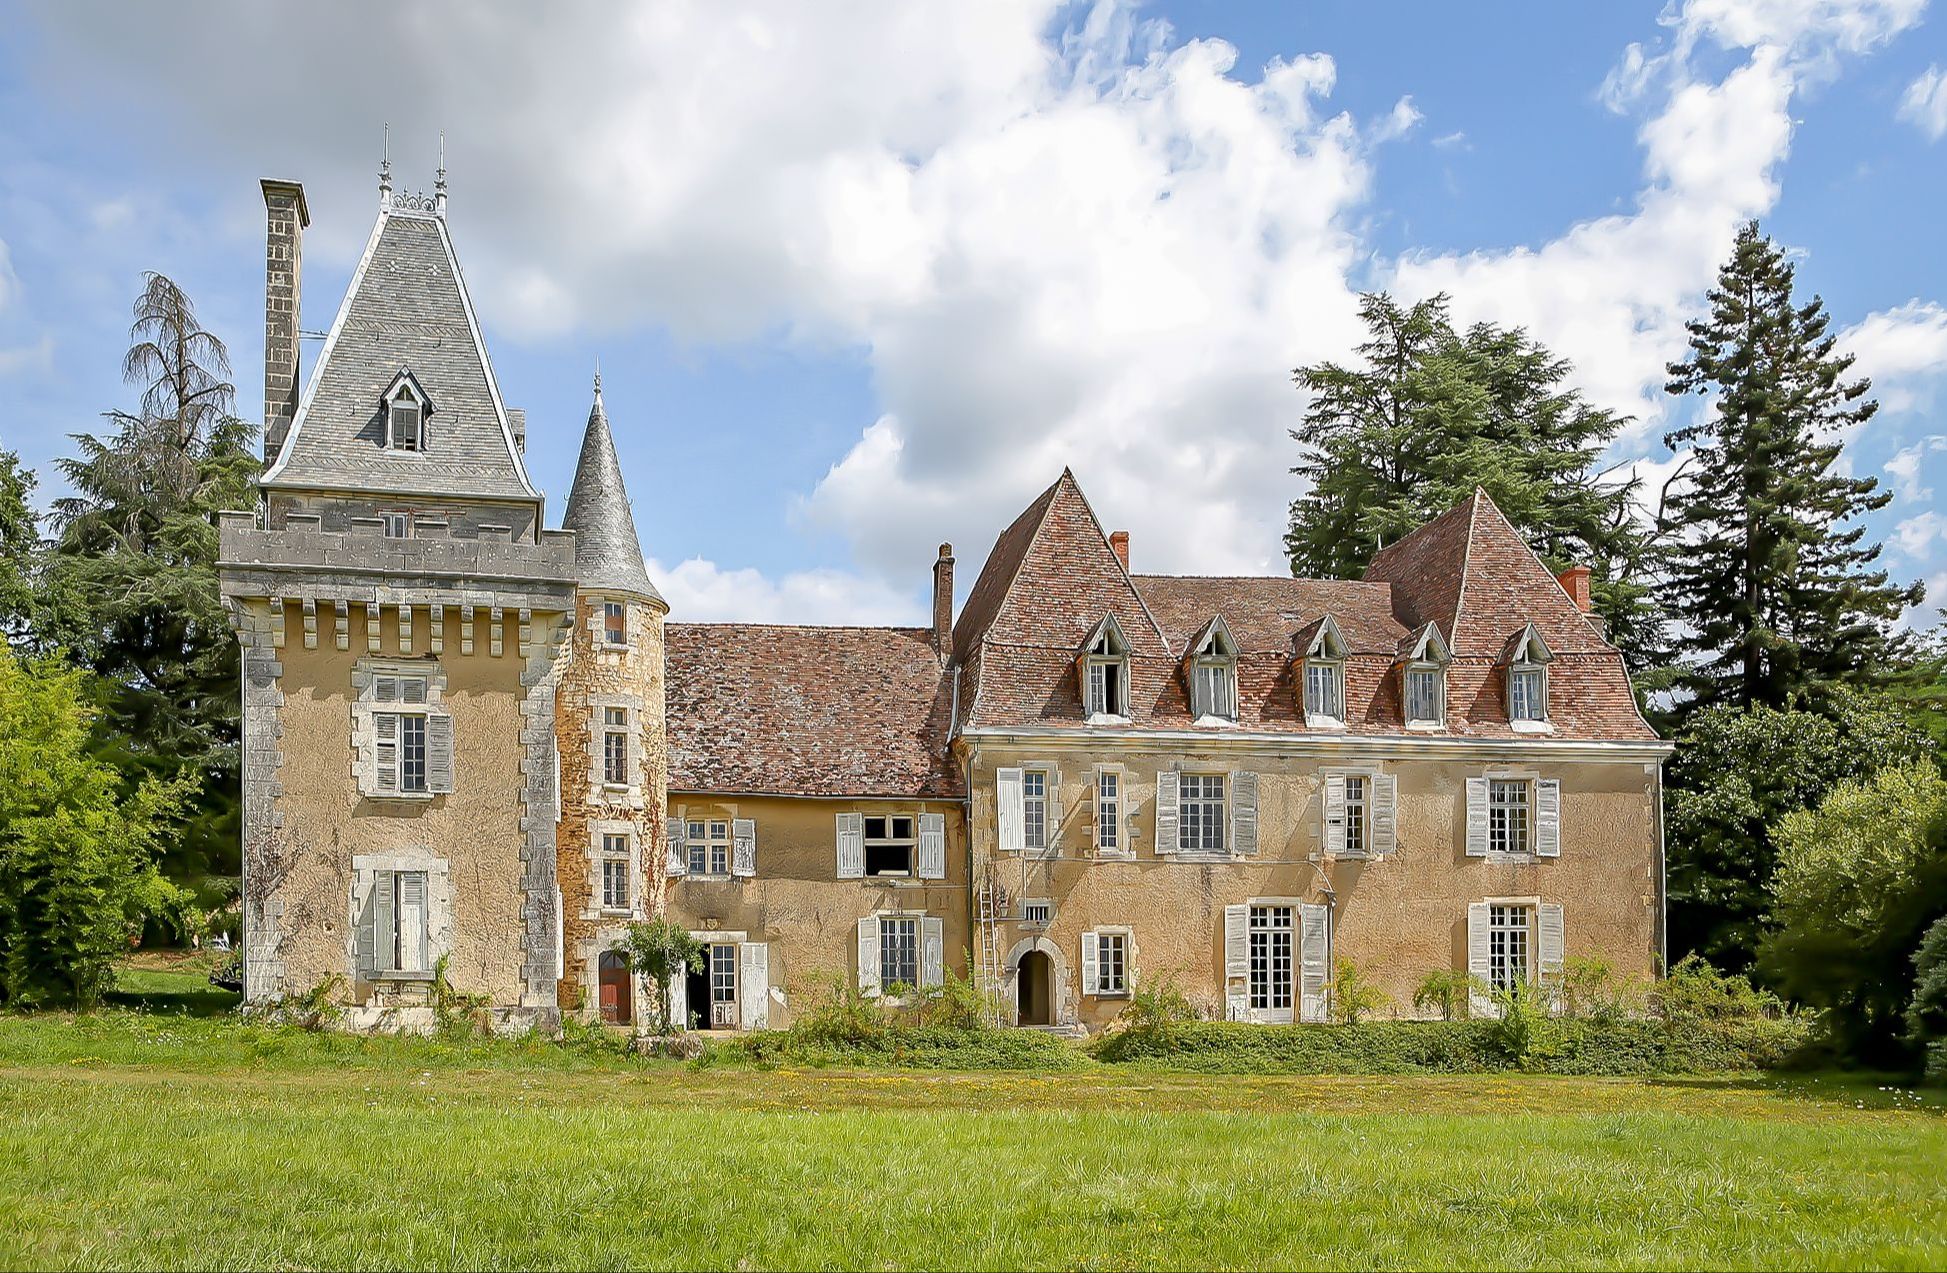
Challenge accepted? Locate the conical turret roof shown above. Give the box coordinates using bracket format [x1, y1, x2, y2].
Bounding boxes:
[563, 379, 664, 606]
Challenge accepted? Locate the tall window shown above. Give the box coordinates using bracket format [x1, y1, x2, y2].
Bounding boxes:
[1509, 665, 1547, 723]
[709, 943, 738, 1021]
[603, 601, 627, 646]
[1248, 905, 1293, 1012]
[1343, 774, 1368, 856]
[388, 397, 423, 452]
[880, 917, 919, 989]
[1488, 904, 1532, 992]
[390, 870, 431, 973]
[1190, 624, 1238, 721]
[1304, 659, 1344, 722]
[687, 820, 730, 876]
[1022, 770, 1048, 852]
[1488, 779, 1531, 855]
[1405, 666, 1445, 726]
[372, 674, 430, 797]
[603, 707, 629, 786]
[1180, 774, 1226, 854]
[1096, 770, 1120, 852]
[864, 815, 916, 877]
[601, 833, 631, 910]
[1084, 622, 1130, 718]
[1097, 931, 1128, 994]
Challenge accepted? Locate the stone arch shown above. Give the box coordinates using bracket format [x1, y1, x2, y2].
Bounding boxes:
[1002, 934, 1073, 1027]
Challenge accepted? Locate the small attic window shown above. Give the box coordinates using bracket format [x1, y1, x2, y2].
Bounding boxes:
[1302, 616, 1348, 726]
[1190, 621, 1238, 722]
[1507, 625, 1553, 728]
[1082, 615, 1131, 719]
[1402, 624, 1451, 730]
[381, 372, 433, 453]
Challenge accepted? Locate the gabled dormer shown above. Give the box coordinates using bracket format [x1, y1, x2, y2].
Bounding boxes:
[1400, 622, 1451, 730]
[1503, 622, 1553, 731]
[1186, 615, 1239, 723]
[380, 369, 434, 453]
[1079, 613, 1132, 721]
[1299, 613, 1349, 729]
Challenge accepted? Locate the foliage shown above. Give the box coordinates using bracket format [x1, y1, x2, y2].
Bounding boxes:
[1485, 978, 1546, 1063]
[1553, 957, 1643, 1023]
[1909, 916, 1947, 1083]
[1654, 954, 1785, 1022]
[1118, 972, 1200, 1034]
[1762, 762, 1947, 1064]
[907, 962, 1009, 1030]
[0, 647, 192, 1007]
[1665, 690, 1931, 970]
[1327, 958, 1389, 1024]
[1412, 968, 1483, 1021]
[431, 954, 491, 1039]
[1285, 291, 1662, 671]
[0, 449, 39, 647]
[1660, 222, 1921, 716]
[245, 975, 344, 1032]
[616, 918, 705, 1034]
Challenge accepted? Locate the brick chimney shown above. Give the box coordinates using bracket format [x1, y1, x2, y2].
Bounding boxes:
[1556, 565, 1592, 613]
[1109, 530, 1130, 571]
[260, 179, 309, 463]
[932, 543, 955, 657]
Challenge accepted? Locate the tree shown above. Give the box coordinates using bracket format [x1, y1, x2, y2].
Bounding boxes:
[618, 918, 705, 1034]
[40, 273, 259, 897]
[1661, 222, 1922, 714]
[1761, 763, 1947, 1064]
[1286, 292, 1661, 671]
[0, 646, 190, 1007]
[1908, 916, 1947, 1082]
[0, 449, 39, 646]
[1666, 691, 1931, 972]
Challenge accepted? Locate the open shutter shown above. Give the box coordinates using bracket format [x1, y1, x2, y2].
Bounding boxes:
[1535, 779, 1561, 857]
[426, 713, 455, 795]
[917, 813, 946, 880]
[399, 871, 429, 972]
[353, 876, 378, 979]
[668, 965, 689, 1032]
[1467, 903, 1493, 1018]
[1223, 903, 1248, 1021]
[1080, 930, 1100, 996]
[372, 870, 397, 974]
[1323, 774, 1347, 856]
[1537, 903, 1565, 989]
[995, 768, 1025, 853]
[1371, 772, 1398, 856]
[1299, 903, 1330, 1023]
[739, 943, 769, 1030]
[666, 820, 688, 877]
[1155, 770, 1180, 854]
[1230, 771, 1259, 855]
[1464, 777, 1490, 857]
[856, 916, 881, 995]
[732, 818, 757, 878]
[1045, 765, 1063, 845]
[920, 917, 944, 989]
[836, 813, 864, 879]
[374, 713, 400, 795]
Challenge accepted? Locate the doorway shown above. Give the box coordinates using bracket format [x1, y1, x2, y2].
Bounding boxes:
[1017, 949, 1053, 1026]
[597, 950, 632, 1026]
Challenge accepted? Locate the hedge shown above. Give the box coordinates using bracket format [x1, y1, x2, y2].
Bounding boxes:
[707, 1023, 1092, 1071]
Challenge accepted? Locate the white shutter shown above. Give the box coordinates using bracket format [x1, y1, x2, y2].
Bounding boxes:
[856, 916, 881, 995]
[1080, 930, 1100, 996]
[739, 942, 769, 1030]
[1299, 903, 1329, 1023]
[1230, 771, 1259, 855]
[398, 871, 428, 972]
[666, 819, 688, 877]
[352, 874, 378, 978]
[996, 768, 1026, 854]
[374, 713, 400, 795]
[374, 675, 399, 703]
[1323, 774, 1347, 856]
[1223, 903, 1248, 1021]
[1154, 770, 1180, 854]
[917, 813, 946, 880]
[1371, 772, 1398, 856]
[1467, 902, 1493, 1017]
[835, 813, 864, 879]
[668, 965, 689, 1032]
[426, 713, 455, 795]
[1535, 778, 1561, 857]
[1464, 776, 1490, 857]
[372, 870, 396, 974]
[1045, 765, 1063, 845]
[920, 916, 944, 989]
[1537, 903, 1565, 987]
[732, 818, 757, 878]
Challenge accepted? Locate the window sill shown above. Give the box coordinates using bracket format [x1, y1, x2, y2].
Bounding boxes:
[371, 970, 434, 983]
[1192, 714, 1239, 728]
[598, 907, 636, 918]
[680, 874, 735, 883]
[364, 791, 436, 803]
[1405, 721, 1445, 732]
[1093, 850, 1136, 861]
[1510, 720, 1554, 734]
[1092, 990, 1132, 1000]
[1084, 712, 1131, 726]
[1304, 715, 1347, 732]
[1477, 852, 1545, 864]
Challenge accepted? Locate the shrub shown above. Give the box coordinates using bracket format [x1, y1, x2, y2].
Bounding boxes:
[1655, 954, 1782, 1022]
[1555, 957, 1644, 1022]
[1485, 978, 1547, 1064]
[1118, 973, 1198, 1034]
[1908, 915, 1947, 1084]
[617, 919, 705, 1035]
[1412, 969, 1482, 1021]
[1328, 959, 1389, 1024]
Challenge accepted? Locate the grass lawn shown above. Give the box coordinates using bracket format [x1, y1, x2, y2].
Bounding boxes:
[2, 1011, 1942, 1271]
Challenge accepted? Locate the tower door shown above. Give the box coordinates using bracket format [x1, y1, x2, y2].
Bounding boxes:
[598, 951, 632, 1025]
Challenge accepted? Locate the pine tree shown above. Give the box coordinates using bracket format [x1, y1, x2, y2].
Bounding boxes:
[1286, 292, 1661, 670]
[1661, 222, 1922, 712]
[0, 450, 39, 647]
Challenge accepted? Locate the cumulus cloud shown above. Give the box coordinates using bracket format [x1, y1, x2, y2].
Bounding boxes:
[1843, 300, 1947, 414]
[1893, 510, 1946, 558]
[1899, 63, 1947, 137]
[1885, 435, 1947, 501]
[647, 554, 922, 625]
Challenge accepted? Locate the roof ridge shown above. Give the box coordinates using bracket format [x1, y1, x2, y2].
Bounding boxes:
[1451, 488, 1482, 645]
[1058, 470, 1173, 655]
[670, 621, 934, 634]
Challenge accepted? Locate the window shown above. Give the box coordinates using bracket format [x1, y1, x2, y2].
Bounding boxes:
[709, 943, 738, 1023]
[1304, 659, 1344, 722]
[1510, 665, 1547, 723]
[1190, 625, 1239, 720]
[879, 917, 919, 989]
[391, 870, 430, 973]
[1343, 775, 1368, 856]
[1022, 900, 1052, 926]
[1095, 770, 1120, 852]
[1097, 931, 1128, 994]
[603, 707, 629, 786]
[863, 815, 917, 877]
[1083, 620, 1130, 717]
[1022, 771, 1048, 852]
[368, 672, 437, 798]
[600, 833, 631, 911]
[1248, 905, 1293, 1013]
[1405, 666, 1445, 726]
[380, 511, 411, 540]
[388, 398, 423, 452]
[687, 820, 730, 876]
[1488, 779, 1531, 855]
[375, 711, 428, 794]
[1180, 773, 1226, 854]
[1488, 904, 1532, 992]
[602, 601, 626, 646]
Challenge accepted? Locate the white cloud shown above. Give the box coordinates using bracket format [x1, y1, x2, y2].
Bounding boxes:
[1843, 300, 1947, 414]
[1894, 510, 1946, 557]
[1899, 63, 1947, 137]
[1886, 435, 1947, 501]
[647, 555, 921, 625]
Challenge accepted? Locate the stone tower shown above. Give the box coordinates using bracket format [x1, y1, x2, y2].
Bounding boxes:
[554, 375, 670, 1020]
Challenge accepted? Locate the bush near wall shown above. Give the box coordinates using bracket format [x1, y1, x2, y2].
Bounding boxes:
[709, 1024, 1090, 1072]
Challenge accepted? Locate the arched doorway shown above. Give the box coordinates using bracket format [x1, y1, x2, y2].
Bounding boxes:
[598, 950, 632, 1025]
[1017, 950, 1053, 1026]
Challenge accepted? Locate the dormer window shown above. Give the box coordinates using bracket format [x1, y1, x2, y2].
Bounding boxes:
[1081, 615, 1132, 720]
[380, 370, 434, 453]
[1302, 615, 1348, 727]
[1505, 624, 1553, 730]
[1401, 624, 1450, 729]
[1189, 619, 1239, 722]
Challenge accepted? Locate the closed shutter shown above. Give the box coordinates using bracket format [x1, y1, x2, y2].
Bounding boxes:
[836, 813, 864, 879]
[996, 768, 1025, 853]
[668, 965, 689, 1032]
[1298, 903, 1329, 1023]
[374, 713, 400, 795]
[856, 916, 881, 995]
[1231, 771, 1259, 855]
[353, 876, 378, 978]
[374, 675, 399, 703]
[1046, 765, 1063, 845]
[399, 871, 428, 972]
[920, 916, 944, 989]
[1323, 773, 1347, 856]
[732, 818, 757, 878]
[1537, 903, 1565, 987]
[426, 713, 455, 795]
[1466, 902, 1493, 1017]
[1155, 771, 1180, 854]
[1223, 903, 1248, 1021]
[666, 820, 688, 877]
[1535, 779, 1562, 857]
[917, 812, 946, 880]
[739, 942, 769, 1030]
[1080, 931, 1100, 996]
[1371, 772, 1398, 856]
[1464, 776, 1490, 856]
[372, 870, 396, 974]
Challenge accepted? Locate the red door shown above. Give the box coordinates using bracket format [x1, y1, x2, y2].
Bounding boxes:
[598, 952, 632, 1025]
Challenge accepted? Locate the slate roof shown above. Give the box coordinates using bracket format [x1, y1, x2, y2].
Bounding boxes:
[666, 624, 960, 799]
[262, 205, 539, 504]
[562, 383, 664, 605]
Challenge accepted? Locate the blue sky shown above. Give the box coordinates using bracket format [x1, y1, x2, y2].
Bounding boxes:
[2, 0, 1944, 626]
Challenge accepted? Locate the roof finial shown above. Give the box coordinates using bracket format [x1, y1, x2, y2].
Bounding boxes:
[593, 356, 603, 398]
[434, 129, 447, 218]
[379, 123, 393, 208]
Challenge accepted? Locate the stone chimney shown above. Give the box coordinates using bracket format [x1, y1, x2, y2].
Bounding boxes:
[260, 179, 309, 463]
[1109, 530, 1130, 572]
[932, 543, 955, 657]
[1556, 565, 1592, 613]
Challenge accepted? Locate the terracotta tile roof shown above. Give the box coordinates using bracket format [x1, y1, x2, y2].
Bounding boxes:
[667, 624, 961, 799]
[1135, 576, 1405, 654]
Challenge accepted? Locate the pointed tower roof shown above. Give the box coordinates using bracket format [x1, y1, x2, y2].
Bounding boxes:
[563, 374, 664, 606]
